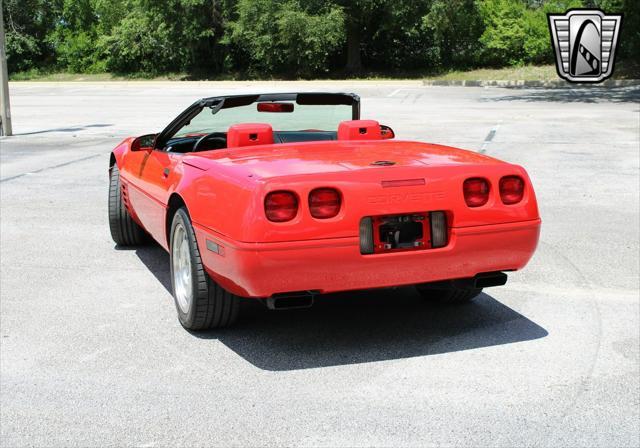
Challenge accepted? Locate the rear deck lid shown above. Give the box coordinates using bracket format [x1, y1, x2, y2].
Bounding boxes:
[191, 140, 501, 179]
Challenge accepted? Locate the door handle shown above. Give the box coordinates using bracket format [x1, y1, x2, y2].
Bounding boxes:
[162, 168, 170, 178]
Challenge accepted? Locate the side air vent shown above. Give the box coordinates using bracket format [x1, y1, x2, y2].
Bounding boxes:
[121, 184, 132, 212]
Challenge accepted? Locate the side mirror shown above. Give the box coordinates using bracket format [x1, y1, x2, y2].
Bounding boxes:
[380, 125, 395, 140]
[131, 134, 156, 152]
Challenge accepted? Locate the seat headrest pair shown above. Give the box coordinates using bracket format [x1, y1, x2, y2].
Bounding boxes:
[226, 119, 382, 148]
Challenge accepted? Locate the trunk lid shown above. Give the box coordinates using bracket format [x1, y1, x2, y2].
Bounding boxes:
[188, 140, 502, 179]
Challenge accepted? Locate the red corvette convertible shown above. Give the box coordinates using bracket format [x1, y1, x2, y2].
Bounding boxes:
[109, 92, 541, 330]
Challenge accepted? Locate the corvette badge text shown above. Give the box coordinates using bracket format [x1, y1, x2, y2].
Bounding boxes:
[368, 191, 446, 205]
[548, 9, 622, 83]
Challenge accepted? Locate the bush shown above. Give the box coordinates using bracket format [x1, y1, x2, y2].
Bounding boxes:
[98, 12, 177, 74]
[477, 0, 529, 66]
[4, 31, 42, 72]
[54, 30, 106, 73]
[226, 0, 345, 77]
[423, 0, 484, 69]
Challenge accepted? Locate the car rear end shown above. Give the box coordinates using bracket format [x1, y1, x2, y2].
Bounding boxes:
[192, 142, 541, 298]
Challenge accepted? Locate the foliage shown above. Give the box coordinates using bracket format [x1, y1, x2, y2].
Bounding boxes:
[592, 0, 640, 61]
[477, 0, 589, 66]
[2, 0, 638, 78]
[361, 1, 433, 71]
[226, 0, 344, 76]
[97, 11, 173, 74]
[2, 0, 61, 72]
[423, 0, 484, 68]
[476, 0, 529, 65]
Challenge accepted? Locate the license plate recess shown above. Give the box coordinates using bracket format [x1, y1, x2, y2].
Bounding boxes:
[372, 213, 429, 254]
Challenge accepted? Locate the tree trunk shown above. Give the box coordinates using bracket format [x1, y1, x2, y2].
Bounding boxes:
[345, 22, 362, 74]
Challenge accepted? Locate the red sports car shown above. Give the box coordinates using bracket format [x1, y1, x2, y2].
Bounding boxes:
[108, 92, 541, 330]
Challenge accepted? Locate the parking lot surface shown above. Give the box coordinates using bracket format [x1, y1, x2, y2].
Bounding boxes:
[1, 81, 639, 447]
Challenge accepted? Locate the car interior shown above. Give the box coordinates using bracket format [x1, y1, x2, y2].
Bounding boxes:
[165, 120, 393, 154]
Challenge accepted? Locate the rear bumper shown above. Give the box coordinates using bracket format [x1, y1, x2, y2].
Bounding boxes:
[194, 219, 541, 298]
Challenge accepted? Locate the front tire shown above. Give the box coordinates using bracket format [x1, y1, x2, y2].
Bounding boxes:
[416, 281, 482, 304]
[170, 207, 240, 330]
[108, 164, 147, 246]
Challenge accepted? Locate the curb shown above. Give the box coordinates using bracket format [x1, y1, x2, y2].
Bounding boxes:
[422, 79, 640, 88]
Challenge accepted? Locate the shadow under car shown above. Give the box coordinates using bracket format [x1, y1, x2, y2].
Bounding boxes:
[129, 242, 548, 371]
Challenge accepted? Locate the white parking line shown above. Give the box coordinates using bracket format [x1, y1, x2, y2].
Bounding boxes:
[479, 121, 502, 153]
[387, 88, 404, 97]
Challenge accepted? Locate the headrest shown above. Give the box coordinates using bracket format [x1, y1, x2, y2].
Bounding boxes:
[337, 120, 382, 141]
[227, 123, 274, 148]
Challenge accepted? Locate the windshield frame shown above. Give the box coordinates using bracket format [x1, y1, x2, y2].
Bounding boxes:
[153, 92, 360, 150]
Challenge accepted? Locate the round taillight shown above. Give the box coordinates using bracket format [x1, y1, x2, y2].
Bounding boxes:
[264, 191, 298, 222]
[463, 178, 490, 207]
[500, 176, 525, 204]
[309, 188, 341, 219]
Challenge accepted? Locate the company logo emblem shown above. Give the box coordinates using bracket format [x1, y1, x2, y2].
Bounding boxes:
[548, 9, 622, 83]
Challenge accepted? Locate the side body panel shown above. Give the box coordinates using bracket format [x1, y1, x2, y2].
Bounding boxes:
[115, 142, 184, 249]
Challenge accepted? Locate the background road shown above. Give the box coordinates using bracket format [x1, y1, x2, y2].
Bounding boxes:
[1, 81, 639, 447]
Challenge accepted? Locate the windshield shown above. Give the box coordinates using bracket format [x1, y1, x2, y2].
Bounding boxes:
[174, 102, 352, 137]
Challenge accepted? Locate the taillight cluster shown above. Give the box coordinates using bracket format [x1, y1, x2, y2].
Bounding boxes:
[264, 191, 299, 222]
[265, 188, 341, 222]
[463, 176, 525, 207]
[309, 188, 341, 219]
[499, 176, 525, 204]
[463, 178, 490, 207]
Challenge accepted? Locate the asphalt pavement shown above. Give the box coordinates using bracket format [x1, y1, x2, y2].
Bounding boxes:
[1, 81, 639, 447]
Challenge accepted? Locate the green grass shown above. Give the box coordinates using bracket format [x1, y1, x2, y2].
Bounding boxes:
[11, 67, 558, 82]
[9, 70, 189, 82]
[424, 65, 559, 81]
[10, 62, 638, 82]
[423, 61, 638, 81]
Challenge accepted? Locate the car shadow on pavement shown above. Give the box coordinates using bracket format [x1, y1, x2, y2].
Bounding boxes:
[134, 243, 548, 371]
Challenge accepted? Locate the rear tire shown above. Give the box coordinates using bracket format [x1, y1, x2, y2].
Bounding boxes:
[108, 164, 147, 246]
[416, 281, 482, 304]
[170, 207, 240, 330]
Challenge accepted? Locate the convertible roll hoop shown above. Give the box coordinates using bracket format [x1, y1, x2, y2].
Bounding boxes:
[154, 92, 360, 150]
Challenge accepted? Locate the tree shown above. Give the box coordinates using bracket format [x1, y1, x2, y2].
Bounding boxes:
[93, 0, 228, 75]
[226, 0, 344, 77]
[423, 0, 483, 68]
[3, 0, 637, 77]
[51, 0, 104, 72]
[591, 0, 640, 64]
[309, 0, 433, 74]
[362, 0, 433, 72]
[477, 0, 528, 66]
[2, 0, 61, 72]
